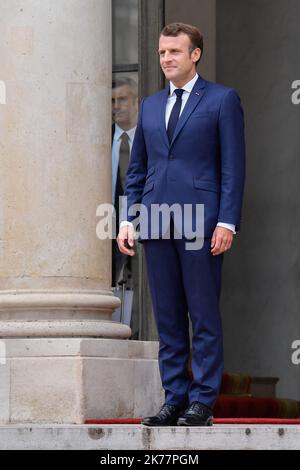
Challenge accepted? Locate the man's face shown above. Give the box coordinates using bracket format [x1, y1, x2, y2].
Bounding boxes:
[112, 84, 138, 130]
[158, 33, 201, 85]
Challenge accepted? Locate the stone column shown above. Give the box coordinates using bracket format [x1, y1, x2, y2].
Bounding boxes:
[0, 0, 128, 338]
[0, 0, 163, 424]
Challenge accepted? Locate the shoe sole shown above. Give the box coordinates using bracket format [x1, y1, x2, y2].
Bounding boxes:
[177, 417, 213, 426]
[141, 422, 179, 427]
[141, 418, 181, 427]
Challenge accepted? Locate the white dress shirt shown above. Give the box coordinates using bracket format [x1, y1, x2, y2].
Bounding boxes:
[120, 74, 236, 234]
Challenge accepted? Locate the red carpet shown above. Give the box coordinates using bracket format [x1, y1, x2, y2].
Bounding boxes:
[83, 374, 300, 425]
[84, 395, 300, 424]
[84, 418, 300, 425]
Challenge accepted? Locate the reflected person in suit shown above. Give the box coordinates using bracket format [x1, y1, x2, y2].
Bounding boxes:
[111, 77, 138, 288]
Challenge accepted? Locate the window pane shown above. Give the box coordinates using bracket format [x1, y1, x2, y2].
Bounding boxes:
[112, 0, 138, 66]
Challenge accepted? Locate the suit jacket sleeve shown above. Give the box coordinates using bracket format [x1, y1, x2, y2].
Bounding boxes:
[119, 98, 148, 224]
[217, 88, 246, 232]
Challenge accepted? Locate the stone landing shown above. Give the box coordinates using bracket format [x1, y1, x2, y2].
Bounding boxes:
[0, 424, 299, 450]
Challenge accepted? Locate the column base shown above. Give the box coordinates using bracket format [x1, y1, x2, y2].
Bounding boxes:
[0, 338, 164, 424]
[0, 289, 131, 339]
[0, 320, 131, 338]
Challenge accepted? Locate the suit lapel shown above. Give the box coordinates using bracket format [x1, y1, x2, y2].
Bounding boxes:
[170, 76, 206, 147]
[159, 85, 171, 149]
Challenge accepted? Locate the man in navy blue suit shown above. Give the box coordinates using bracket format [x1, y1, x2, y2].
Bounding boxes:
[117, 22, 245, 426]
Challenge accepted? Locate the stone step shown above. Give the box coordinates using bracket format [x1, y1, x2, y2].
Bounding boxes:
[0, 424, 299, 450]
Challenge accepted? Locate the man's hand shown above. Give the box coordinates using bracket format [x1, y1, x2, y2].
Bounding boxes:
[211, 226, 234, 256]
[117, 225, 136, 256]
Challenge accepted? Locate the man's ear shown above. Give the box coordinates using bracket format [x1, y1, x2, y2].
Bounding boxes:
[192, 47, 201, 63]
[134, 96, 139, 112]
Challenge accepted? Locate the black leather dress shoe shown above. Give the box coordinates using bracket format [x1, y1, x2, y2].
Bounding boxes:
[177, 401, 213, 426]
[141, 403, 186, 426]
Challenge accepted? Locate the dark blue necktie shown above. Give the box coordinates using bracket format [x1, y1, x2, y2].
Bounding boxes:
[167, 88, 184, 143]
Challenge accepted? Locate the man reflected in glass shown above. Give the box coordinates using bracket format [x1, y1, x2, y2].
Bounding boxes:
[111, 77, 138, 288]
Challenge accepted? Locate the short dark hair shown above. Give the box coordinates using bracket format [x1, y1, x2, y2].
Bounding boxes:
[112, 77, 138, 98]
[160, 22, 203, 66]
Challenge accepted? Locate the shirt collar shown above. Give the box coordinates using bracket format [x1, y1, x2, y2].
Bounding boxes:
[114, 123, 136, 141]
[169, 73, 199, 96]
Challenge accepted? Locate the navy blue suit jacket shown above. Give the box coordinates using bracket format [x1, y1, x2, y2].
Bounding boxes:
[121, 75, 246, 240]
